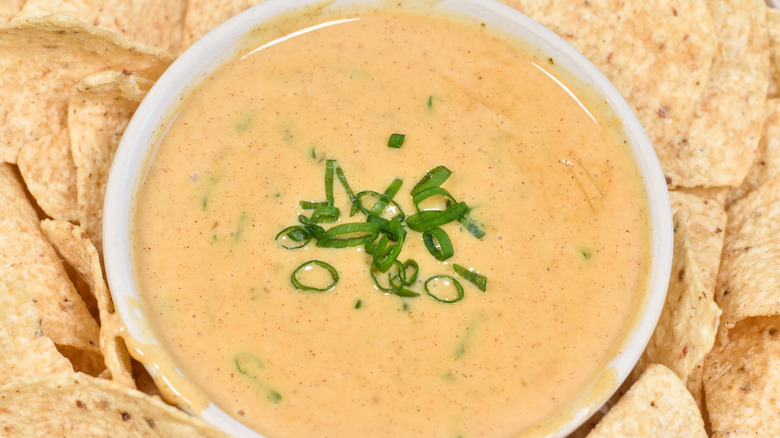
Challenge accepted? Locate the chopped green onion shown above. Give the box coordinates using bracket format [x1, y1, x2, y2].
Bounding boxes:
[453, 264, 488, 292]
[406, 202, 469, 232]
[425, 275, 464, 303]
[324, 159, 336, 206]
[373, 220, 406, 272]
[387, 133, 406, 149]
[291, 260, 339, 292]
[355, 299, 362, 309]
[370, 260, 406, 293]
[298, 215, 327, 241]
[402, 259, 419, 285]
[411, 165, 452, 196]
[370, 178, 404, 216]
[412, 186, 458, 212]
[299, 200, 330, 210]
[310, 205, 340, 223]
[335, 166, 359, 215]
[235, 352, 264, 378]
[422, 227, 454, 260]
[275, 225, 311, 249]
[459, 214, 486, 239]
[316, 222, 381, 248]
[356, 190, 405, 220]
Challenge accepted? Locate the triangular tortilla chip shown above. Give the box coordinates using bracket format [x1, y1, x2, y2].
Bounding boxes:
[662, 0, 770, 187]
[0, 14, 172, 163]
[633, 211, 721, 401]
[728, 98, 780, 204]
[669, 190, 727, 293]
[0, 372, 230, 437]
[0, 163, 99, 352]
[69, 71, 152, 252]
[0, 281, 74, 386]
[716, 175, 780, 330]
[586, 364, 707, 437]
[704, 316, 780, 438]
[40, 219, 134, 389]
[16, 0, 186, 54]
[16, 129, 79, 221]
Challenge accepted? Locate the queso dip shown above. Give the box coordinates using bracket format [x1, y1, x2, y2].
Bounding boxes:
[132, 5, 652, 437]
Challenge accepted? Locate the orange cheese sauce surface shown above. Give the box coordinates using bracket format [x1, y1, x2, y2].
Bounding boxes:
[132, 8, 652, 438]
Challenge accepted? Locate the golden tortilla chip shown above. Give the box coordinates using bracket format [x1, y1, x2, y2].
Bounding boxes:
[662, 0, 770, 187]
[16, 129, 79, 221]
[40, 219, 134, 389]
[55, 345, 107, 377]
[0, 372, 230, 437]
[0, 14, 172, 164]
[669, 190, 727, 293]
[633, 211, 721, 392]
[69, 71, 152, 252]
[586, 364, 707, 437]
[181, 0, 260, 51]
[729, 98, 780, 204]
[0, 281, 73, 386]
[716, 174, 780, 331]
[704, 316, 780, 438]
[16, 0, 187, 54]
[504, 0, 719, 187]
[0, 163, 99, 353]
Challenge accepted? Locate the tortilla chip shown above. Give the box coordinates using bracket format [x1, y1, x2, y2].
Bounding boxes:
[0, 372, 230, 437]
[669, 191, 728, 293]
[586, 364, 707, 437]
[56, 345, 107, 377]
[716, 175, 780, 331]
[662, 0, 770, 187]
[728, 98, 780, 204]
[16, 129, 79, 221]
[40, 219, 134, 389]
[704, 316, 780, 438]
[69, 71, 152, 252]
[504, 0, 719, 187]
[181, 0, 261, 51]
[16, 0, 187, 54]
[0, 14, 172, 164]
[674, 185, 730, 207]
[633, 211, 721, 390]
[0, 281, 73, 386]
[0, 163, 100, 352]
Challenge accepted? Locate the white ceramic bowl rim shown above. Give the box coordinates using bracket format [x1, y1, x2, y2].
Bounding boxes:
[104, 1, 673, 437]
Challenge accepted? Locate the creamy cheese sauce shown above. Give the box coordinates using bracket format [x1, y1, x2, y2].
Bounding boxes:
[132, 7, 651, 438]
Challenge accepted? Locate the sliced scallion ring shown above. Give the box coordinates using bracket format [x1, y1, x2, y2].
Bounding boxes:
[291, 260, 339, 292]
[402, 259, 419, 285]
[370, 260, 405, 293]
[453, 263, 488, 292]
[406, 202, 469, 232]
[316, 222, 380, 248]
[412, 187, 458, 212]
[275, 225, 311, 249]
[422, 227, 454, 260]
[410, 165, 452, 196]
[310, 205, 340, 223]
[356, 190, 405, 220]
[425, 275, 464, 303]
[370, 178, 404, 216]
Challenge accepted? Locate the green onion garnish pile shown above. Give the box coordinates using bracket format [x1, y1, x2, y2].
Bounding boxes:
[277, 154, 488, 303]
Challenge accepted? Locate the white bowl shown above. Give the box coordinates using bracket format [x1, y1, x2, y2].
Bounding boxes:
[104, 0, 673, 436]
